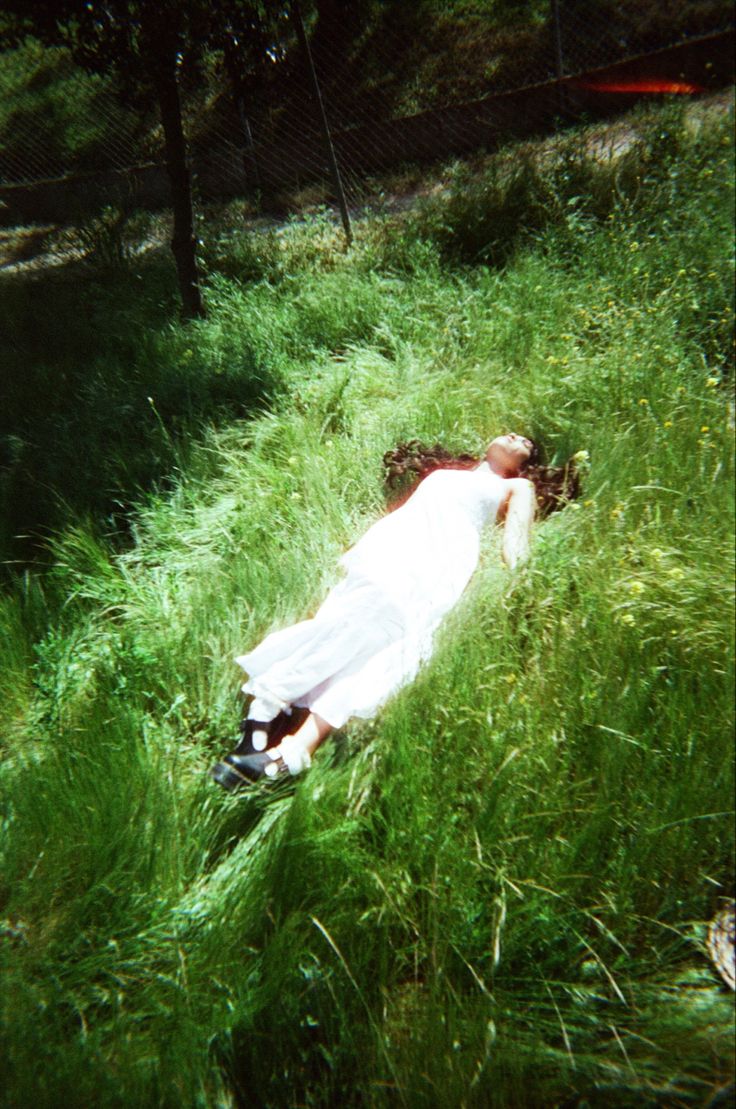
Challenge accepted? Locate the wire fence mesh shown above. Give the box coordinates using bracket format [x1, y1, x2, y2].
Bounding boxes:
[0, 43, 159, 185]
[190, 1, 736, 216]
[203, 0, 734, 210]
[0, 0, 733, 249]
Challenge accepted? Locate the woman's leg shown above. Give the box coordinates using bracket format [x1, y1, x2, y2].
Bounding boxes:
[216, 576, 405, 785]
[265, 712, 333, 776]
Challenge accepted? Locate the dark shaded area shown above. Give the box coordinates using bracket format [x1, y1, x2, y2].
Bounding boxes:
[0, 256, 275, 569]
[271, 0, 734, 126]
[2, 15, 733, 224]
[251, 29, 735, 197]
[0, 224, 56, 264]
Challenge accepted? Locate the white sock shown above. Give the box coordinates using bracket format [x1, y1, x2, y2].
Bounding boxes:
[278, 736, 312, 776]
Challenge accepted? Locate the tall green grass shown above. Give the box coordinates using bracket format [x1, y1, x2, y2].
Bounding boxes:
[1, 96, 734, 1107]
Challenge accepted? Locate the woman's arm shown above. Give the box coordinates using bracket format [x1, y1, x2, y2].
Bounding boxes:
[501, 478, 535, 569]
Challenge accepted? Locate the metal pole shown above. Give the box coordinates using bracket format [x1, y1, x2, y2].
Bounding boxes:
[237, 96, 262, 194]
[551, 0, 566, 120]
[292, 0, 352, 244]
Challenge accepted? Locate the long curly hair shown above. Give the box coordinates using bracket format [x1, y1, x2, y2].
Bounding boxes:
[383, 439, 581, 518]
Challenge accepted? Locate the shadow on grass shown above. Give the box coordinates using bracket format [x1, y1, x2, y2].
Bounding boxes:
[0, 253, 276, 569]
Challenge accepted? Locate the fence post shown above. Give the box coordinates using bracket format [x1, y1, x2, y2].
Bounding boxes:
[236, 97, 262, 194]
[551, 0, 566, 119]
[292, 0, 352, 244]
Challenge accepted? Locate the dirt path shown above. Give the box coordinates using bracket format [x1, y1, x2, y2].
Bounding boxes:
[1, 88, 731, 278]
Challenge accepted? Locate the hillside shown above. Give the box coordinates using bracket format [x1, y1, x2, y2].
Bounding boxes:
[0, 94, 734, 1107]
[1, 0, 733, 187]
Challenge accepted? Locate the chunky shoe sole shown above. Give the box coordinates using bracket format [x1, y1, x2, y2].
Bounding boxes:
[210, 751, 288, 790]
[210, 759, 252, 791]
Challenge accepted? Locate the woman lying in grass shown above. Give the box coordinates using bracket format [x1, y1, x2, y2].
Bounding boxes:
[211, 434, 578, 788]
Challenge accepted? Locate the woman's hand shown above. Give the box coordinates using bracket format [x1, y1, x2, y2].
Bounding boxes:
[501, 478, 535, 569]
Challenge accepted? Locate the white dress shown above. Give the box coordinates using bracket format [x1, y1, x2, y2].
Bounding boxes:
[236, 466, 508, 728]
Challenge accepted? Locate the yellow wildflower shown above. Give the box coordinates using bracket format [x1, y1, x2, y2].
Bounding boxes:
[620, 613, 636, 626]
[663, 420, 673, 429]
[638, 398, 649, 406]
[706, 377, 719, 388]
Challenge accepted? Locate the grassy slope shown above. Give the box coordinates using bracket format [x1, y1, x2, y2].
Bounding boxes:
[0, 98, 734, 1107]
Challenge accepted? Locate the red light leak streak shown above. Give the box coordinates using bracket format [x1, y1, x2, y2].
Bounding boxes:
[575, 78, 704, 95]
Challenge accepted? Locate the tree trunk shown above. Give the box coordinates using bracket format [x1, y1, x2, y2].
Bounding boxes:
[154, 58, 204, 319]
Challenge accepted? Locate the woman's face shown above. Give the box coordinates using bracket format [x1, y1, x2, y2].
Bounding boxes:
[485, 432, 534, 477]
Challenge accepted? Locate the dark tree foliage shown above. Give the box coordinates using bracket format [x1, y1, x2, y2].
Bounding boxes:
[1, 1, 291, 318]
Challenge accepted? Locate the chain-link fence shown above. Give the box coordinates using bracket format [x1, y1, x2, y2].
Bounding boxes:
[195, 0, 734, 210]
[0, 41, 159, 184]
[0, 0, 733, 239]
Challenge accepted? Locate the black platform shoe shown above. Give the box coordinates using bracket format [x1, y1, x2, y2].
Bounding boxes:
[210, 750, 288, 790]
[232, 707, 311, 756]
[210, 707, 310, 791]
[232, 716, 275, 756]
